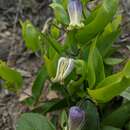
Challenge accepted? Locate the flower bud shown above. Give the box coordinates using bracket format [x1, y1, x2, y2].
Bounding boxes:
[67, 0, 84, 30]
[69, 106, 85, 130]
[52, 57, 74, 84]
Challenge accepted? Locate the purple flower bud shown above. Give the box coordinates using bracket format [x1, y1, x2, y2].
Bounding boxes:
[67, 0, 84, 30]
[69, 106, 85, 130]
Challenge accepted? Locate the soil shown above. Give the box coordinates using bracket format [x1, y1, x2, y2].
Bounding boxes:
[0, 0, 52, 129]
[0, 0, 130, 130]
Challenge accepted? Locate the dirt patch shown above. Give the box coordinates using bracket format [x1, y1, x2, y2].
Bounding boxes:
[0, 0, 52, 129]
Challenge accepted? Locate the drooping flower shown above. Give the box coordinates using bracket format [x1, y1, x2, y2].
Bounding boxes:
[68, 106, 85, 130]
[67, 0, 84, 30]
[52, 57, 74, 84]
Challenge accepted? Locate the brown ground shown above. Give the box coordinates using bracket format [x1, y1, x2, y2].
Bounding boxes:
[0, 0, 130, 130]
[0, 0, 52, 129]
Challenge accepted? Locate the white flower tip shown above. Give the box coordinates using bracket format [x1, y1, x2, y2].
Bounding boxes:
[51, 57, 74, 84]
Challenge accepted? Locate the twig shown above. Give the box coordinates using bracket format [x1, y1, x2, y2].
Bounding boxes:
[52, 23, 67, 32]
[22, 91, 32, 97]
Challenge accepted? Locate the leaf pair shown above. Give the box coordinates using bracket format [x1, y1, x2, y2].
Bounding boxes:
[87, 38, 105, 89]
[88, 60, 130, 103]
[76, 0, 119, 44]
[97, 15, 121, 58]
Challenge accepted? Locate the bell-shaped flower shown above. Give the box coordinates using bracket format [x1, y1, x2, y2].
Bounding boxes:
[67, 0, 84, 30]
[68, 106, 85, 130]
[52, 57, 74, 84]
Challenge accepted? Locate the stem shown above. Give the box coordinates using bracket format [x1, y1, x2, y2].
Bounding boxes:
[52, 23, 67, 32]
[42, 33, 62, 55]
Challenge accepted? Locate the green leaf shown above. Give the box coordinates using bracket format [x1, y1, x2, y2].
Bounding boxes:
[67, 60, 87, 94]
[51, 25, 60, 39]
[22, 97, 35, 106]
[87, 42, 96, 88]
[75, 60, 87, 77]
[21, 20, 42, 52]
[109, 15, 121, 31]
[94, 48, 105, 85]
[43, 35, 61, 78]
[104, 58, 124, 65]
[88, 60, 130, 103]
[22, 66, 50, 106]
[32, 66, 47, 102]
[87, 38, 105, 89]
[80, 99, 100, 130]
[123, 60, 130, 79]
[44, 55, 55, 77]
[50, 3, 69, 25]
[33, 97, 74, 114]
[96, 61, 130, 88]
[97, 30, 120, 58]
[102, 126, 121, 130]
[43, 34, 63, 55]
[96, 72, 123, 89]
[44, 54, 59, 77]
[102, 101, 130, 128]
[63, 31, 78, 55]
[16, 113, 56, 130]
[97, 15, 121, 57]
[88, 76, 130, 103]
[21, 67, 48, 106]
[60, 110, 68, 129]
[81, 0, 89, 5]
[52, 0, 68, 9]
[76, 0, 119, 43]
[0, 61, 23, 93]
[84, 5, 101, 25]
